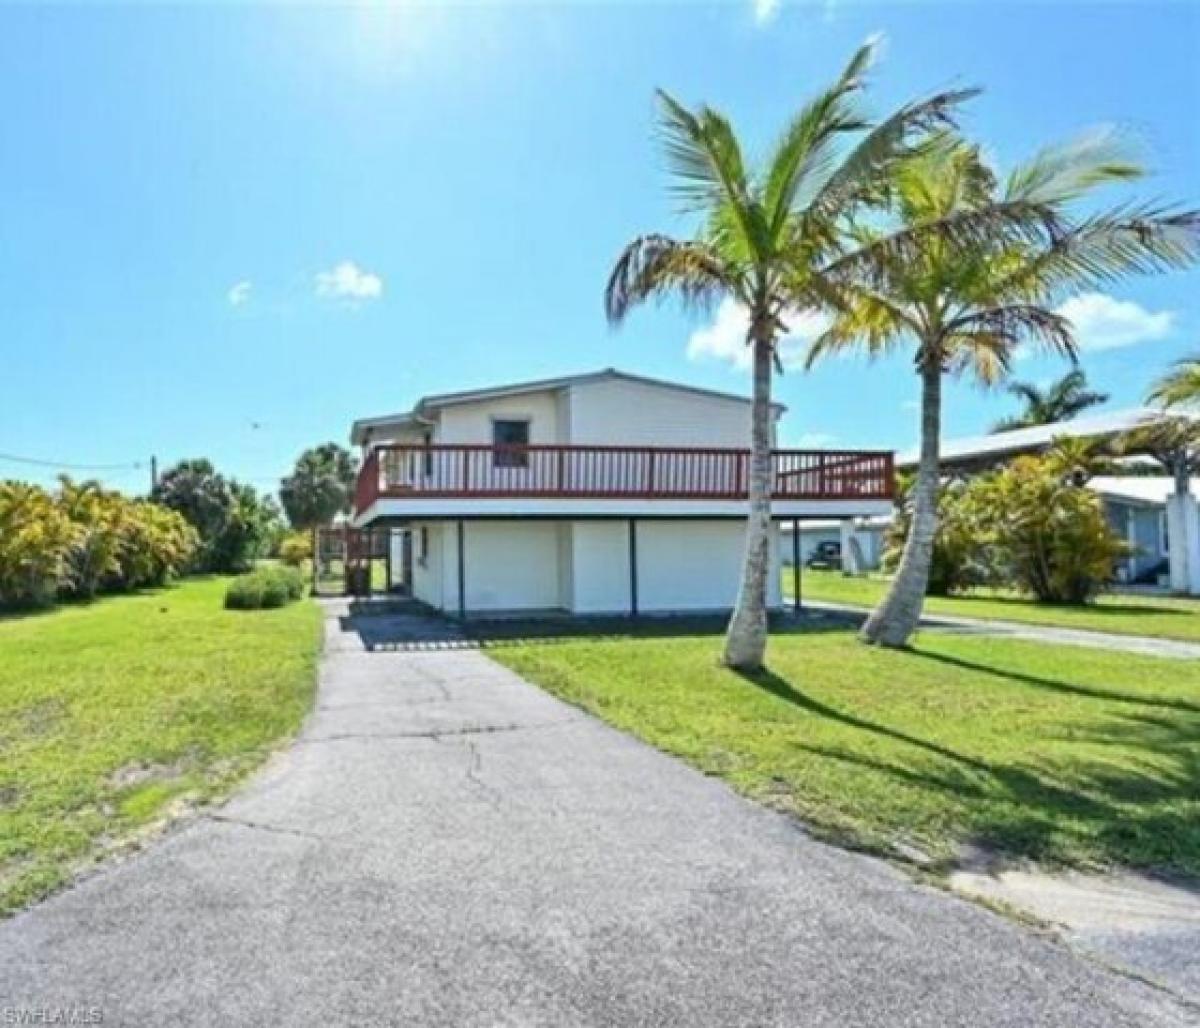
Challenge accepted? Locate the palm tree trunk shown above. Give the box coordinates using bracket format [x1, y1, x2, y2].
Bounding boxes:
[723, 331, 774, 670]
[861, 356, 942, 647]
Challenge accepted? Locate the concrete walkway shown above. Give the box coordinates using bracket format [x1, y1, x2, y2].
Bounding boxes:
[0, 602, 1192, 1026]
[803, 598, 1200, 659]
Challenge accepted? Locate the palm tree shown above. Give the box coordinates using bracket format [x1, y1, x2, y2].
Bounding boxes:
[603, 41, 999, 670]
[1148, 354, 1200, 409]
[806, 132, 1200, 647]
[991, 368, 1109, 432]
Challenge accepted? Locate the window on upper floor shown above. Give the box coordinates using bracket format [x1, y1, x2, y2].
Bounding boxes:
[492, 419, 530, 468]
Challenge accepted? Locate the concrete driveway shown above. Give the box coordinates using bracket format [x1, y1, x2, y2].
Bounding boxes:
[0, 601, 1192, 1026]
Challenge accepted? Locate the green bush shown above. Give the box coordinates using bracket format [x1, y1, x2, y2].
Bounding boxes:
[278, 532, 312, 568]
[0, 478, 198, 611]
[884, 452, 1128, 605]
[882, 478, 985, 596]
[972, 455, 1128, 604]
[224, 566, 306, 610]
[0, 482, 78, 608]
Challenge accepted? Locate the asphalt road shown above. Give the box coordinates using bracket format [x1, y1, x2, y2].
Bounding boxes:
[0, 603, 1191, 1026]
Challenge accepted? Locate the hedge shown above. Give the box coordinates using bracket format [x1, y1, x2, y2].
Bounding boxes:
[224, 566, 307, 610]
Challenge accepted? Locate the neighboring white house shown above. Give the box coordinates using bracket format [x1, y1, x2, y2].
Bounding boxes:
[349, 369, 894, 617]
[1092, 476, 1200, 586]
[780, 517, 890, 572]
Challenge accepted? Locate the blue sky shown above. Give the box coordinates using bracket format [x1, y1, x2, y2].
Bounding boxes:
[4, 1, 1198, 493]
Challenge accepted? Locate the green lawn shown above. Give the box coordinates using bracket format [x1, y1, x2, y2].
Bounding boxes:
[792, 569, 1200, 642]
[0, 577, 322, 915]
[494, 628, 1200, 876]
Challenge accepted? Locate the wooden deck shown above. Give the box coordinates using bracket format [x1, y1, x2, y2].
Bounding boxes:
[354, 445, 894, 514]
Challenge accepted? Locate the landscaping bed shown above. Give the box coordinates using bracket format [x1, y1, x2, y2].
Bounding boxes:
[0, 576, 322, 914]
[495, 628, 1200, 876]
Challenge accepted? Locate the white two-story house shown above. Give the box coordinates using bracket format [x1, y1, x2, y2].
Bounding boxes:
[349, 368, 893, 617]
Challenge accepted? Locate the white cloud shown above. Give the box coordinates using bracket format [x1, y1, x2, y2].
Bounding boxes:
[686, 297, 830, 371]
[1055, 292, 1174, 351]
[315, 260, 384, 302]
[752, 0, 780, 25]
[227, 280, 252, 307]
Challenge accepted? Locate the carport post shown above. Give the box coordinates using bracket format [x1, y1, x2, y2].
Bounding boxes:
[792, 520, 801, 614]
[628, 518, 639, 617]
[457, 520, 466, 619]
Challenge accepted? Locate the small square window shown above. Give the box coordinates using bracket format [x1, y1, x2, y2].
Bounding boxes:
[493, 419, 530, 468]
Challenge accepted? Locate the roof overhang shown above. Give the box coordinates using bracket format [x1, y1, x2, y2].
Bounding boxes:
[350, 411, 432, 447]
[897, 408, 1183, 473]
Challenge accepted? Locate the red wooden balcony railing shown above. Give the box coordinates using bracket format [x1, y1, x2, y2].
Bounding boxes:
[354, 445, 894, 515]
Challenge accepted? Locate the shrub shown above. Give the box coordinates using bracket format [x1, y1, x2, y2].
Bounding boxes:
[57, 478, 128, 599]
[115, 502, 198, 589]
[224, 566, 305, 610]
[278, 532, 312, 568]
[0, 482, 78, 608]
[882, 479, 986, 596]
[883, 452, 1127, 605]
[0, 480, 199, 610]
[972, 456, 1128, 604]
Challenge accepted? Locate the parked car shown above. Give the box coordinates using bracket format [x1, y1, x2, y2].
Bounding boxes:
[806, 540, 843, 570]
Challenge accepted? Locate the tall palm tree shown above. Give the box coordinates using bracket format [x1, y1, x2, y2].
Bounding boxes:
[807, 132, 1200, 647]
[991, 368, 1109, 432]
[1148, 353, 1200, 409]
[603, 41, 1013, 670]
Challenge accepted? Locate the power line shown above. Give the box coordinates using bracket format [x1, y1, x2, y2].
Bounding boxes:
[0, 451, 144, 472]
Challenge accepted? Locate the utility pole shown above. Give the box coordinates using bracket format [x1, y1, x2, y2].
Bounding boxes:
[150, 455, 158, 494]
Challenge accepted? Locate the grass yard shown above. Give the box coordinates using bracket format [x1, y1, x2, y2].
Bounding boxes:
[0, 576, 322, 915]
[792, 569, 1200, 642]
[494, 627, 1200, 876]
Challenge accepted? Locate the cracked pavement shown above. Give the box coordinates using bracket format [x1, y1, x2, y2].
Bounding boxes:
[0, 600, 1193, 1026]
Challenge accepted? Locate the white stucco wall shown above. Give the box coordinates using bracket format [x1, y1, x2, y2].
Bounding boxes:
[566, 378, 769, 448]
[467, 521, 563, 610]
[570, 521, 632, 613]
[409, 518, 783, 615]
[418, 521, 566, 612]
[636, 520, 782, 612]
[410, 522, 445, 609]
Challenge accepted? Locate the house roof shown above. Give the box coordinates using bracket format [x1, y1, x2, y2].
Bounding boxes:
[351, 368, 786, 445]
[1090, 476, 1198, 507]
[896, 408, 1170, 472]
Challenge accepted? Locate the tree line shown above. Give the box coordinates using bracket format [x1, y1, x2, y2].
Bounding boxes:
[0, 444, 358, 610]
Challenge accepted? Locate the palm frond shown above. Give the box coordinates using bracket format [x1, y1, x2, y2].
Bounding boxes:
[1148, 354, 1200, 409]
[945, 304, 1078, 363]
[802, 288, 911, 370]
[604, 234, 739, 325]
[1006, 379, 1046, 408]
[990, 203, 1200, 300]
[945, 331, 1014, 386]
[1005, 125, 1144, 205]
[991, 413, 1029, 433]
[761, 41, 878, 239]
[817, 197, 1065, 289]
[809, 90, 979, 223]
